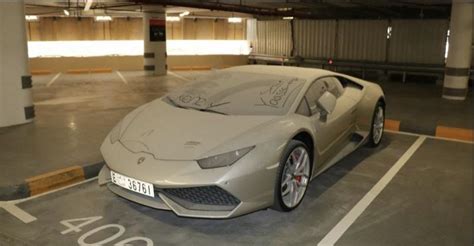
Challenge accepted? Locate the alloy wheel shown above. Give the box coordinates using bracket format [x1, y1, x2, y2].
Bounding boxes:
[280, 146, 310, 208]
[372, 106, 384, 144]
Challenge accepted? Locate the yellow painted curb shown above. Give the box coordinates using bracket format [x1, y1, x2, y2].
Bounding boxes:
[384, 119, 400, 131]
[66, 69, 90, 74]
[66, 68, 113, 74]
[192, 66, 212, 70]
[169, 66, 212, 71]
[436, 126, 474, 142]
[90, 68, 113, 73]
[169, 66, 191, 71]
[26, 165, 85, 196]
[31, 69, 52, 75]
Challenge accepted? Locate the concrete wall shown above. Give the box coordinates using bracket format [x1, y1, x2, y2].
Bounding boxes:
[29, 55, 249, 73]
[27, 17, 248, 73]
[388, 19, 448, 64]
[26, 17, 246, 41]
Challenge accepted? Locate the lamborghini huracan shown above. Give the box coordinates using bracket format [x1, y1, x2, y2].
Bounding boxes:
[98, 65, 385, 218]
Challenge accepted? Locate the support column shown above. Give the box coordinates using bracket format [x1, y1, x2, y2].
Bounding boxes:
[0, 0, 34, 127]
[442, 1, 473, 100]
[143, 12, 167, 76]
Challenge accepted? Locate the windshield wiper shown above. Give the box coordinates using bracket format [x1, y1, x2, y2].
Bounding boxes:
[198, 108, 228, 115]
[166, 96, 227, 115]
[166, 96, 188, 109]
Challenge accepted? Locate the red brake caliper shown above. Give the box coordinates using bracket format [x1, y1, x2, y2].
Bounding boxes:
[294, 152, 302, 184]
[295, 175, 302, 183]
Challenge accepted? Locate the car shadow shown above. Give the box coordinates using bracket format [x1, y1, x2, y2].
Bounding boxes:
[121, 136, 394, 244]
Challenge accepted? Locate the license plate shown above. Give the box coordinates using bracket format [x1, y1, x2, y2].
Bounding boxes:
[110, 171, 155, 197]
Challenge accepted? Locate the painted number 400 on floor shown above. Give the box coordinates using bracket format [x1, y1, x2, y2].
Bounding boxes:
[60, 216, 153, 245]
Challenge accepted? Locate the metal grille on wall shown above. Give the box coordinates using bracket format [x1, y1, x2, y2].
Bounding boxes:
[254, 20, 292, 57]
[253, 18, 449, 65]
[293, 19, 336, 59]
[336, 20, 388, 62]
[388, 19, 449, 64]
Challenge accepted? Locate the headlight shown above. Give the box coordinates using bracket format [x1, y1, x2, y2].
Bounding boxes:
[197, 146, 255, 169]
[109, 120, 123, 144]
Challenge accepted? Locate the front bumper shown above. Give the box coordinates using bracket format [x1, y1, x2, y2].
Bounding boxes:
[100, 165, 245, 218]
[99, 140, 282, 218]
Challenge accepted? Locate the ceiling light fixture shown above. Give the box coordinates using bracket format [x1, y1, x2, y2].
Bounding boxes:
[282, 16, 294, 20]
[95, 16, 112, 22]
[228, 17, 242, 23]
[25, 15, 39, 21]
[63, 9, 70, 16]
[277, 7, 292, 11]
[166, 16, 180, 22]
[179, 11, 190, 17]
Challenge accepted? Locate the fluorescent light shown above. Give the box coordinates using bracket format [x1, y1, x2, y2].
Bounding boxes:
[282, 16, 294, 20]
[95, 16, 112, 22]
[84, 0, 93, 11]
[179, 11, 190, 17]
[63, 9, 70, 16]
[25, 15, 38, 21]
[386, 26, 392, 39]
[166, 16, 180, 22]
[27, 40, 252, 57]
[228, 17, 242, 23]
[277, 7, 292, 11]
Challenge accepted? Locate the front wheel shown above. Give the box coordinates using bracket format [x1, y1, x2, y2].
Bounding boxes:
[272, 140, 311, 212]
[367, 101, 385, 147]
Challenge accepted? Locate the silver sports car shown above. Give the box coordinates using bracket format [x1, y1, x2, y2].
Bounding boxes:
[98, 65, 385, 218]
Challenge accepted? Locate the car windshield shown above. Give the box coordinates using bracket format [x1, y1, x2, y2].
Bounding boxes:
[163, 71, 305, 116]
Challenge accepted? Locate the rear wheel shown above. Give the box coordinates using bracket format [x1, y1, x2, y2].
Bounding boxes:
[367, 101, 385, 147]
[272, 140, 311, 212]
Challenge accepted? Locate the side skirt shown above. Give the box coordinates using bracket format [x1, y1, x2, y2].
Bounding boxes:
[310, 132, 367, 180]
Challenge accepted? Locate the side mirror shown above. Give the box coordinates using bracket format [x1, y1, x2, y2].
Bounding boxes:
[317, 91, 337, 115]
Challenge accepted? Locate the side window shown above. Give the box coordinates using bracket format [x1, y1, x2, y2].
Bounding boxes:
[296, 98, 310, 116]
[305, 79, 328, 115]
[337, 76, 364, 90]
[318, 77, 345, 98]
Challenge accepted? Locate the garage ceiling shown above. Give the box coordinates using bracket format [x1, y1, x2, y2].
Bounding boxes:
[25, 0, 452, 19]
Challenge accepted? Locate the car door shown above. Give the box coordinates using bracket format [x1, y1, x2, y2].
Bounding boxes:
[305, 76, 356, 167]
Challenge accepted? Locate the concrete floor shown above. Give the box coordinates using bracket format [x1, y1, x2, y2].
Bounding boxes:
[0, 70, 472, 245]
[0, 70, 472, 187]
[0, 71, 197, 186]
[380, 80, 473, 133]
[0, 133, 471, 245]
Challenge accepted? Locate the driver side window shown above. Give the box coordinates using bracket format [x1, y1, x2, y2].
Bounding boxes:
[305, 79, 329, 115]
[296, 76, 345, 117]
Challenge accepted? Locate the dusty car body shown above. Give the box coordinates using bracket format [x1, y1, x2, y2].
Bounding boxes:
[98, 65, 385, 218]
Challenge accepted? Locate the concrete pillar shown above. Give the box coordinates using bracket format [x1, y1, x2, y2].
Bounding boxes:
[442, 1, 473, 100]
[143, 12, 167, 76]
[0, 0, 34, 127]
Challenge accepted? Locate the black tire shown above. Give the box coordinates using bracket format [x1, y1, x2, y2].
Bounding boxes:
[366, 101, 385, 147]
[272, 139, 311, 212]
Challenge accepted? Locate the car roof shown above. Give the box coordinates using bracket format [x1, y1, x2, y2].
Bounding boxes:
[224, 65, 335, 82]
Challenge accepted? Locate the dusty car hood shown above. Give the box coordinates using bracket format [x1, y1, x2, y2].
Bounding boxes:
[118, 100, 278, 160]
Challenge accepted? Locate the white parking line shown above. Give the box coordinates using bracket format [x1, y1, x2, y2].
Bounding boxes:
[168, 71, 191, 82]
[318, 136, 426, 246]
[1, 203, 37, 223]
[16, 177, 98, 204]
[46, 72, 62, 87]
[385, 129, 473, 145]
[116, 70, 128, 85]
[0, 178, 98, 223]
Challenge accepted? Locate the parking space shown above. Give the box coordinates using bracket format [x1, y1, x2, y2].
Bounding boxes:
[338, 138, 472, 246]
[1, 132, 470, 246]
[1, 1, 473, 245]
